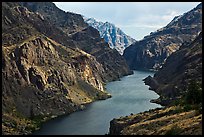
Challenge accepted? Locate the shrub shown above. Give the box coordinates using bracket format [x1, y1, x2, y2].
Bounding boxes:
[183, 104, 193, 111]
[184, 81, 202, 105]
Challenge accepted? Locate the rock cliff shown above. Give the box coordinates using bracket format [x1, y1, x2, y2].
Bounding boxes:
[2, 2, 131, 135]
[70, 26, 133, 81]
[123, 3, 202, 70]
[144, 32, 202, 105]
[2, 35, 111, 135]
[19, 2, 133, 81]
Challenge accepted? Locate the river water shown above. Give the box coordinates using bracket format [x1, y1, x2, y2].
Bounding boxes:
[33, 70, 162, 135]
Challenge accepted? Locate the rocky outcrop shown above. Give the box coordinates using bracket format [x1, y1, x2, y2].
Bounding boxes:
[2, 2, 73, 48]
[143, 75, 159, 91]
[123, 3, 202, 70]
[84, 17, 136, 55]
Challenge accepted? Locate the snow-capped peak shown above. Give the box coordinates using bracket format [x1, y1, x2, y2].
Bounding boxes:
[83, 16, 136, 55]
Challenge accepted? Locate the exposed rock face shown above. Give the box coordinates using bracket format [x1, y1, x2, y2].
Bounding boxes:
[70, 26, 133, 81]
[2, 1, 132, 135]
[2, 35, 111, 135]
[84, 17, 136, 55]
[144, 32, 202, 105]
[109, 106, 202, 135]
[2, 2, 73, 47]
[2, 2, 132, 135]
[19, 2, 133, 81]
[123, 3, 202, 70]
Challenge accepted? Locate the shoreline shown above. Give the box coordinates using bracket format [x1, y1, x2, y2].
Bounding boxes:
[31, 70, 156, 135]
[30, 72, 134, 135]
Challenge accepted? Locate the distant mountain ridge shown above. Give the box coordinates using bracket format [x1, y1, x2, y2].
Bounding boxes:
[84, 17, 136, 55]
[123, 3, 202, 70]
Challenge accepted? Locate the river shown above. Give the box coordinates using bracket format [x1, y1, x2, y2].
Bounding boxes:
[33, 70, 162, 135]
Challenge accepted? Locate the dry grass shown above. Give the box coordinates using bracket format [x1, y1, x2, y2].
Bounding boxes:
[114, 106, 202, 135]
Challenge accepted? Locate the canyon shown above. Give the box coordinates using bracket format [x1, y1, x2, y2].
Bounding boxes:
[2, 2, 202, 135]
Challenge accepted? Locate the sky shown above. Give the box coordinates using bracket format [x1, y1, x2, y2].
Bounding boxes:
[54, 2, 200, 41]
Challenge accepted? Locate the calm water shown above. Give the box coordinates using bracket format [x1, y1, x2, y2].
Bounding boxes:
[33, 70, 162, 135]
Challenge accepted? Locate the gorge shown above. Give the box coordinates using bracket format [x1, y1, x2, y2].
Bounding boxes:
[2, 2, 131, 134]
[33, 71, 161, 135]
[2, 2, 202, 135]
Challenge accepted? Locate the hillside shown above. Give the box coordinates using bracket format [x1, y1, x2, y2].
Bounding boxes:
[123, 3, 202, 70]
[2, 2, 131, 135]
[109, 32, 202, 135]
[144, 32, 202, 105]
[109, 106, 202, 135]
[20, 2, 133, 81]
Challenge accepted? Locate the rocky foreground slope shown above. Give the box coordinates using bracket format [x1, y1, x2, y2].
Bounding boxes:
[109, 32, 202, 135]
[123, 3, 202, 70]
[84, 17, 136, 55]
[2, 2, 131, 135]
[109, 106, 202, 135]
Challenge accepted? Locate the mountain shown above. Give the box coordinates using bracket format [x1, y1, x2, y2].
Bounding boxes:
[143, 31, 202, 105]
[123, 3, 202, 70]
[2, 2, 131, 135]
[84, 17, 136, 55]
[109, 32, 202, 135]
[109, 4, 202, 134]
[20, 2, 132, 82]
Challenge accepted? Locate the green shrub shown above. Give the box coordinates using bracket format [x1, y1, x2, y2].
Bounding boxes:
[184, 81, 202, 105]
[194, 103, 202, 115]
[172, 98, 184, 106]
[183, 104, 193, 111]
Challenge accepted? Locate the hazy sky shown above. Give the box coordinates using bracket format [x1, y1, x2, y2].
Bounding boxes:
[54, 2, 200, 40]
